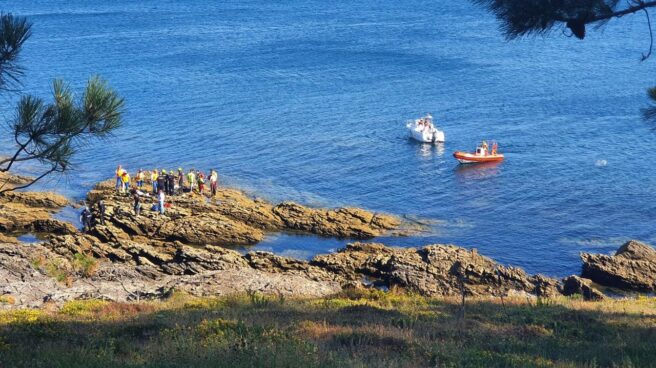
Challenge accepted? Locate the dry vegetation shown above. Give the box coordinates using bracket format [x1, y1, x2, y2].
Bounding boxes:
[0, 289, 655, 367]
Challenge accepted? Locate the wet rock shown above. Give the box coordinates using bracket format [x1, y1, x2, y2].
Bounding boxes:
[561, 275, 606, 301]
[581, 240, 656, 292]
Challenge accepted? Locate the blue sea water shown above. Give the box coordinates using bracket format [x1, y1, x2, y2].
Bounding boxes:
[3, 0, 656, 277]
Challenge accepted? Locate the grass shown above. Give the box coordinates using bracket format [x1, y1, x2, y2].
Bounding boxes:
[0, 289, 655, 367]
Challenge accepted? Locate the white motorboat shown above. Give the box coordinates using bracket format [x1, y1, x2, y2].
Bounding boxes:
[406, 114, 445, 143]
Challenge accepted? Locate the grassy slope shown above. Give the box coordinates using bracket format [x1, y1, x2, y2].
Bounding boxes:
[1, 290, 655, 368]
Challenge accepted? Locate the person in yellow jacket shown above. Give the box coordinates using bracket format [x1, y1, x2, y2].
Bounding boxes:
[115, 165, 126, 192]
[120, 171, 130, 194]
[187, 169, 196, 192]
[136, 169, 145, 189]
[150, 169, 159, 194]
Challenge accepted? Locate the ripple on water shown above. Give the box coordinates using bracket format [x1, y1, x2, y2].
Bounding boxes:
[3, 0, 656, 277]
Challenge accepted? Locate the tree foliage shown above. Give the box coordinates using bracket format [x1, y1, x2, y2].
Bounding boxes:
[473, 1, 656, 121]
[0, 13, 124, 193]
[0, 13, 31, 91]
[473, 0, 656, 40]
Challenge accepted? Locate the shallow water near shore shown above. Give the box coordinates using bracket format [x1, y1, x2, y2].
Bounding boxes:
[3, 0, 656, 277]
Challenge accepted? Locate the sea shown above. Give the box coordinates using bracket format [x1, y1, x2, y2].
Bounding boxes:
[3, 0, 656, 277]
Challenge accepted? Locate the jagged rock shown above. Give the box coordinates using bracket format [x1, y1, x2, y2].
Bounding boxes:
[0, 171, 32, 188]
[1, 191, 69, 209]
[272, 202, 399, 238]
[0, 180, 75, 236]
[157, 215, 263, 245]
[312, 242, 560, 297]
[581, 240, 656, 292]
[83, 178, 401, 249]
[214, 189, 285, 230]
[561, 275, 606, 301]
[245, 251, 342, 282]
[0, 202, 76, 235]
[312, 242, 395, 280]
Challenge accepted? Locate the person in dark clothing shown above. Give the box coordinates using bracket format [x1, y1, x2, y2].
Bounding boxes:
[157, 171, 166, 197]
[132, 189, 141, 216]
[80, 205, 93, 232]
[97, 200, 106, 225]
[177, 168, 184, 194]
[167, 171, 176, 196]
[162, 172, 167, 195]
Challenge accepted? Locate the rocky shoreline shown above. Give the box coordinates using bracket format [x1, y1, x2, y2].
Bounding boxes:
[1, 172, 655, 308]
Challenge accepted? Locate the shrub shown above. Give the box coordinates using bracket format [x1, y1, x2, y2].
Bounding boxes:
[72, 252, 98, 277]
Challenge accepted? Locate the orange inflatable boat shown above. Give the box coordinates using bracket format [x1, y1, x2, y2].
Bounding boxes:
[453, 141, 504, 164]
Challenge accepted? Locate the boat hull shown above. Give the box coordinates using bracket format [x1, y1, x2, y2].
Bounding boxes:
[406, 124, 445, 143]
[453, 151, 504, 164]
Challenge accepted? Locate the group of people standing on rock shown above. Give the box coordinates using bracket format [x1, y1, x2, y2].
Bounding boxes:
[114, 165, 220, 216]
[115, 165, 219, 196]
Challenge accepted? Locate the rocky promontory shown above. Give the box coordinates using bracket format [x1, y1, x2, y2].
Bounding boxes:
[87, 179, 400, 246]
[2, 172, 654, 308]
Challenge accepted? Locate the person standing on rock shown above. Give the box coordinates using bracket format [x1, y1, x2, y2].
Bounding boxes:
[158, 189, 166, 214]
[97, 200, 106, 225]
[167, 170, 176, 196]
[151, 169, 159, 194]
[209, 170, 218, 196]
[198, 171, 205, 194]
[80, 205, 93, 232]
[177, 168, 184, 194]
[121, 171, 130, 194]
[132, 189, 141, 216]
[157, 170, 166, 196]
[160, 169, 168, 195]
[115, 165, 125, 192]
[136, 169, 145, 189]
[187, 169, 196, 192]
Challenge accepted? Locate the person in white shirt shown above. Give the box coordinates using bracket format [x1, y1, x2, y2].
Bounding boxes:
[158, 190, 165, 214]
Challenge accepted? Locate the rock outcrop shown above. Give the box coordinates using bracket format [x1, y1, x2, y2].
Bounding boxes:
[87, 179, 399, 247]
[561, 276, 606, 301]
[581, 240, 656, 292]
[272, 203, 399, 238]
[6, 172, 646, 308]
[0, 178, 74, 235]
[312, 243, 560, 297]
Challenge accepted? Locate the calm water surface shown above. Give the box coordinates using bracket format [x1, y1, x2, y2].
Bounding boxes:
[3, 0, 656, 276]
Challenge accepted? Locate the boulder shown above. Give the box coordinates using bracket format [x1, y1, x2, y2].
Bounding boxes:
[561, 275, 606, 301]
[581, 240, 656, 292]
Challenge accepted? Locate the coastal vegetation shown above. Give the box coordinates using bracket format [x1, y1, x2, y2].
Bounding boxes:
[0, 14, 124, 194]
[1, 290, 655, 367]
